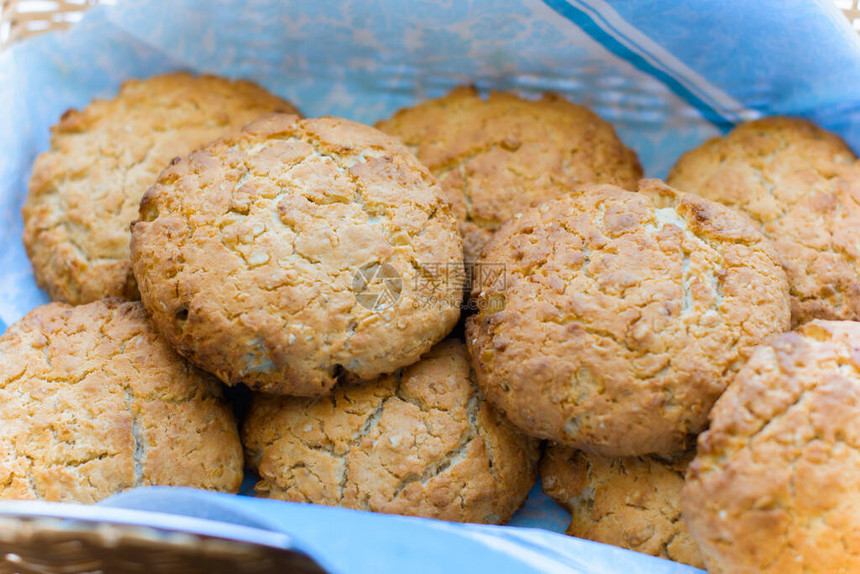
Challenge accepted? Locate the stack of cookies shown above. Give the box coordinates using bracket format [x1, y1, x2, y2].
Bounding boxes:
[5, 71, 860, 572]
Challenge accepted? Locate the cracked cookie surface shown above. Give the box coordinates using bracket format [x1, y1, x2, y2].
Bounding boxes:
[541, 445, 703, 568]
[376, 86, 642, 261]
[0, 299, 243, 503]
[466, 179, 791, 456]
[683, 320, 860, 574]
[131, 113, 463, 396]
[242, 340, 539, 523]
[667, 117, 860, 326]
[23, 72, 297, 305]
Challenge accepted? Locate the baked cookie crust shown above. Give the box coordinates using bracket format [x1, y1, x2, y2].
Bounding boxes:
[668, 117, 860, 326]
[24, 72, 297, 304]
[131, 113, 463, 396]
[541, 445, 703, 568]
[0, 299, 243, 503]
[467, 179, 790, 456]
[377, 86, 642, 261]
[684, 320, 860, 573]
[242, 340, 539, 524]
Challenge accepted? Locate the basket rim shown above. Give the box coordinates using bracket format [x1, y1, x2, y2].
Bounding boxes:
[1, 0, 859, 48]
[0, 499, 294, 550]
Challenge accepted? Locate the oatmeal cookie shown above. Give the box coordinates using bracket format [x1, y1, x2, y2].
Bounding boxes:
[377, 86, 642, 261]
[668, 117, 860, 326]
[683, 320, 860, 573]
[0, 299, 243, 503]
[467, 179, 790, 456]
[131, 113, 462, 396]
[242, 340, 539, 524]
[24, 72, 297, 304]
[541, 445, 703, 568]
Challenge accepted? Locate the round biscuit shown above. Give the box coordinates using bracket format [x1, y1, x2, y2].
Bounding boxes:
[668, 117, 860, 326]
[466, 179, 790, 455]
[24, 72, 297, 304]
[541, 445, 703, 569]
[683, 320, 860, 573]
[377, 86, 642, 261]
[131, 113, 463, 396]
[242, 340, 539, 524]
[0, 299, 243, 503]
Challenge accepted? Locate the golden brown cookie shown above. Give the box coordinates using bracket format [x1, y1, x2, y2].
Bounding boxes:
[0, 299, 243, 503]
[683, 320, 860, 574]
[23, 72, 297, 305]
[541, 445, 703, 568]
[376, 86, 642, 261]
[667, 117, 860, 326]
[467, 179, 790, 456]
[242, 340, 539, 524]
[131, 113, 463, 397]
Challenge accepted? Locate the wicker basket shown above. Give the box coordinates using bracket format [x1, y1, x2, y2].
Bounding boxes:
[0, 509, 325, 574]
[0, 0, 106, 45]
[1, 0, 859, 46]
[840, 0, 860, 31]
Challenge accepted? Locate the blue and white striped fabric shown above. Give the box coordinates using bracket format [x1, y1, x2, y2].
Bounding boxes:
[0, 1, 858, 571]
[541, 0, 860, 135]
[99, 487, 698, 574]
